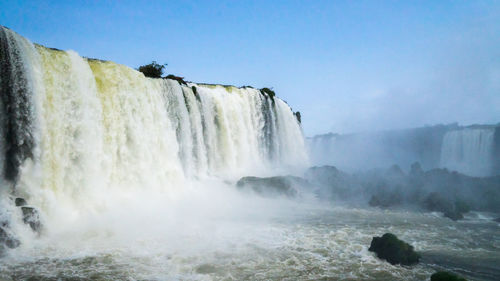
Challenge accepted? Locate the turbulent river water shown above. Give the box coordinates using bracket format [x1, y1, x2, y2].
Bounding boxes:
[0, 184, 499, 281]
[0, 26, 499, 281]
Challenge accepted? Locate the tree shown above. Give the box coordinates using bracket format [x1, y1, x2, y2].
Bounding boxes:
[137, 61, 167, 78]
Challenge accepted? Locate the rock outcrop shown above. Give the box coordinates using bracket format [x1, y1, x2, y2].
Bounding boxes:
[0, 222, 20, 256]
[368, 233, 420, 265]
[236, 176, 310, 198]
[431, 271, 467, 281]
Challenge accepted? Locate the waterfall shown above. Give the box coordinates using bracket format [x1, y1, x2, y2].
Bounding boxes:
[0, 26, 308, 214]
[440, 128, 495, 177]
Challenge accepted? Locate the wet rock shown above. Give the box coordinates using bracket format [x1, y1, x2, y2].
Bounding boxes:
[422, 192, 453, 213]
[493, 217, 500, 223]
[368, 195, 383, 207]
[236, 176, 308, 198]
[454, 200, 470, 214]
[294, 111, 301, 123]
[21, 206, 41, 233]
[422, 193, 469, 220]
[443, 210, 464, 221]
[164, 74, 187, 85]
[0, 226, 21, 250]
[431, 271, 467, 281]
[368, 233, 420, 265]
[15, 197, 27, 206]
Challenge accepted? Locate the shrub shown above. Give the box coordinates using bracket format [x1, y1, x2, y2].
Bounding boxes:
[138, 61, 167, 78]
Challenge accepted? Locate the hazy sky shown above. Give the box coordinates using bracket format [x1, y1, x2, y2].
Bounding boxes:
[1, 0, 499, 136]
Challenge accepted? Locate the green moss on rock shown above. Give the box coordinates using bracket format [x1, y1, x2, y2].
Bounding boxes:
[368, 233, 420, 265]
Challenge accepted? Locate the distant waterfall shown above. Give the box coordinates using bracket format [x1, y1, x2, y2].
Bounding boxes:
[0, 26, 307, 210]
[440, 128, 495, 177]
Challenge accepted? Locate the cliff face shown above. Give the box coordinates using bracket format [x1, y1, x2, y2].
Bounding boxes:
[0, 26, 307, 202]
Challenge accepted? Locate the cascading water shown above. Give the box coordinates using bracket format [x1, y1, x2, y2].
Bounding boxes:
[0, 25, 307, 246]
[440, 127, 496, 177]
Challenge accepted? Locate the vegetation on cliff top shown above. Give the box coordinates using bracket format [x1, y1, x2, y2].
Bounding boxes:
[137, 61, 167, 78]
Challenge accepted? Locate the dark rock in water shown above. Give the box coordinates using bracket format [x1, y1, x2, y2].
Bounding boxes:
[21, 206, 41, 233]
[0, 226, 21, 250]
[236, 176, 308, 198]
[422, 192, 453, 213]
[368, 233, 420, 265]
[15, 197, 27, 206]
[454, 200, 470, 214]
[443, 210, 464, 221]
[431, 271, 467, 281]
[422, 193, 469, 220]
[368, 195, 383, 207]
[494, 217, 500, 223]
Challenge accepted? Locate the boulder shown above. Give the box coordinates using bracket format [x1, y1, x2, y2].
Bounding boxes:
[21, 206, 41, 233]
[422, 192, 453, 213]
[236, 176, 308, 198]
[454, 200, 470, 214]
[493, 217, 500, 223]
[443, 210, 464, 221]
[15, 197, 27, 206]
[430, 271, 467, 281]
[368, 233, 420, 265]
[0, 225, 20, 252]
[164, 74, 187, 85]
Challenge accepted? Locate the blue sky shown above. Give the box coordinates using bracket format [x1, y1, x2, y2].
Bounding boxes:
[1, 0, 499, 136]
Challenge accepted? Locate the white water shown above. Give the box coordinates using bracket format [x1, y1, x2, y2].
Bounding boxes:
[0, 26, 307, 211]
[0, 26, 309, 265]
[440, 128, 495, 177]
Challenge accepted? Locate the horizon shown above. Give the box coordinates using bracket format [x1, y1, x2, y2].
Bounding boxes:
[1, 0, 499, 136]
